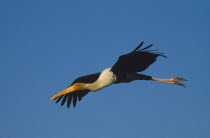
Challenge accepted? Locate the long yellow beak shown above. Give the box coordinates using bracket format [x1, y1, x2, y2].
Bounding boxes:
[50, 86, 76, 101]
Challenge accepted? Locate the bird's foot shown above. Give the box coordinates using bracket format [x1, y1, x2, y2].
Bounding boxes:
[169, 77, 187, 88]
[152, 77, 187, 87]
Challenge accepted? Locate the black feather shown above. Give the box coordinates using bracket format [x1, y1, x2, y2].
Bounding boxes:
[56, 95, 64, 103]
[73, 95, 77, 107]
[132, 41, 144, 52]
[78, 95, 83, 101]
[67, 94, 72, 108]
[61, 94, 68, 106]
[139, 44, 153, 51]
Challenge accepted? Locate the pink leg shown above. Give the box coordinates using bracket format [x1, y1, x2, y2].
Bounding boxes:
[152, 77, 187, 87]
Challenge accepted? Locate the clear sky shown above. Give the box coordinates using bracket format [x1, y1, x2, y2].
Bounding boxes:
[1, 0, 210, 138]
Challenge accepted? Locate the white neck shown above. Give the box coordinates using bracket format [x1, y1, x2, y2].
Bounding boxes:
[82, 68, 116, 91]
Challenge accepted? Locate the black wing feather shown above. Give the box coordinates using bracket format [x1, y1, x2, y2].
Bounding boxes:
[55, 95, 64, 103]
[72, 95, 77, 107]
[139, 44, 153, 51]
[111, 42, 167, 81]
[78, 94, 83, 101]
[61, 94, 68, 106]
[132, 41, 144, 52]
[67, 94, 72, 108]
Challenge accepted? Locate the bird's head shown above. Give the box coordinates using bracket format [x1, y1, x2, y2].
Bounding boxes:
[50, 83, 82, 101]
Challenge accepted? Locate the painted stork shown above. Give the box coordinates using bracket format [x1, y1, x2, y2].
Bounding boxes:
[50, 42, 186, 108]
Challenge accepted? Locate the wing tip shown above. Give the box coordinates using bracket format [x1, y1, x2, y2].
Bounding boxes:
[52, 92, 89, 109]
[132, 41, 144, 52]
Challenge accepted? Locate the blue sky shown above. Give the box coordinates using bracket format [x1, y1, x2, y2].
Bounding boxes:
[0, 0, 210, 138]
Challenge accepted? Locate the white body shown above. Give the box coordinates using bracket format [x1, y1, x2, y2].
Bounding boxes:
[83, 68, 117, 91]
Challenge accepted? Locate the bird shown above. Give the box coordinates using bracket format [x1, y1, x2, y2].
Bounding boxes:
[50, 41, 187, 108]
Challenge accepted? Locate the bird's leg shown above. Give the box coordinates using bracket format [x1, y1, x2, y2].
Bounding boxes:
[151, 77, 187, 87]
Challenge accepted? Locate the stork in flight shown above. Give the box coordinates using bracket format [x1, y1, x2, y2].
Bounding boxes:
[50, 42, 186, 108]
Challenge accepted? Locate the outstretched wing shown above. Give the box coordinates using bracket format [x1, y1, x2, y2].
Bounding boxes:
[55, 90, 89, 108]
[111, 41, 167, 76]
[53, 73, 101, 108]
